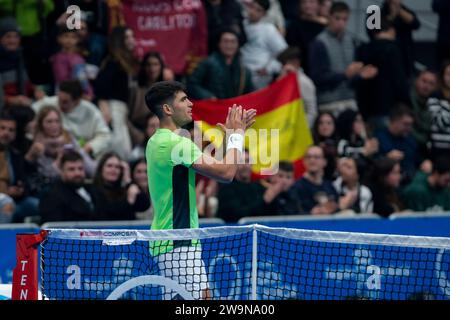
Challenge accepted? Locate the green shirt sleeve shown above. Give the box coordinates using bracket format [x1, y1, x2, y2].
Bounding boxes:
[171, 136, 203, 167]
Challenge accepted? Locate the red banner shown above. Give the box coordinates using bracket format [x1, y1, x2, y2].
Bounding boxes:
[121, 0, 208, 74]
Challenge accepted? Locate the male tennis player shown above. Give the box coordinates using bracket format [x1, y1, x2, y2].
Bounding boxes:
[144, 81, 256, 300]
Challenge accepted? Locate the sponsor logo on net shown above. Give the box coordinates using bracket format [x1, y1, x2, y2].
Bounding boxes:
[80, 231, 138, 238]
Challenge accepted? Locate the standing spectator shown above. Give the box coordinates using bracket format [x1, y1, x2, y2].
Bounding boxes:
[432, 0, 450, 66]
[309, 2, 378, 116]
[240, 0, 288, 89]
[204, 0, 246, 54]
[365, 157, 404, 217]
[277, 47, 317, 128]
[51, 26, 93, 98]
[333, 157, 373, 214]
[129, 113, 160, 162]
[381, 0, 421, 77]
[409, 70, 438, 155]
[94, 26, 139, 160]
[292, 145, 339, 215]
[0, 0, 55, 85]
[374, 105, 420, 184]
[131, 157, 152, 220]
[128, 52, 173, 149]
[312, 112, 339, 180]
[39, 150, 96, 223]
[286, 0, 326, 75]
[402, 156, 450, 212]
[92, 152, 150, 221]
[0, 17, 38, 111]
[427, 61, 450, 159]
[336, 110, 379, 171]
[356, 18, 409, 128]
[0, 113, 39, 223]
[32, 80, 112, 159]
[241, 0, 286, 36]
[24, 106, 96, 197]
[188, 28, 254, 100]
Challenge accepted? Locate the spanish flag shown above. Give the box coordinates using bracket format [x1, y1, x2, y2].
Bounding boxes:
[192, 73, 313, 179]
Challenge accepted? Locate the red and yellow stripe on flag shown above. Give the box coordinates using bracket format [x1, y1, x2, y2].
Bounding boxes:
[192, 73, 313, 179]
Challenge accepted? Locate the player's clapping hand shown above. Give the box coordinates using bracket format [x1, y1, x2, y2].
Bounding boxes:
[217, 104, 257, 132]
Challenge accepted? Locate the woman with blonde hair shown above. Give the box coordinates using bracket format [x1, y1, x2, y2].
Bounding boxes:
[25, 106, 96, 194]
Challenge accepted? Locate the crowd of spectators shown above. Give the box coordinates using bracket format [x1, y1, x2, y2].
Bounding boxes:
[1, 0, 450, 225]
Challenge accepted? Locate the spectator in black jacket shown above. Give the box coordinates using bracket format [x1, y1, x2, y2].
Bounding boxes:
[432, 0, 450, 66]
[356, 18, 409, 129]
[39, 150, 96, 223]
[92, 152, 150, 221]
[381, 0, 421, 77]
[217, 151, 283, 222]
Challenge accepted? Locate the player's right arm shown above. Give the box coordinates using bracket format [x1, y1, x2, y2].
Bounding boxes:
[191, 105, 256, 184]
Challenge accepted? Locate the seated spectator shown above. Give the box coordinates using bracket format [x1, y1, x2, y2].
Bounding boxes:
[129, 52, 173, 148]
[0, 17, 39, 111]
[24, 106, 96, 196]
[357, 18, 409, 128]
[51, 26, 93, 98]
[217, 151, 282, 222]
[95, 26, 139, 160]
[374, 105, 420, 184]
[0, 113, 39, 223]
[92, 152, 150, 221]
[402, 156, 450, 212]
[32, 80, 112, 159]
[188, 28, 254, 100]
[336, 109, 379, 172]
[240, 0, 288, 89]
[262, 161, 304, 214]
[365, 157, 404, 217]
[309, 2, 378, 116]
[129, 114, 160, 162]
[409, 70, 438, 155]
[427, 61, 450, 159]
[277, 47, 317, 128]
[39, 148, 96, 223]
[333, 157, 373, 214]
[381, 0, 421, 77]
[312, 112, 339, 180]
[0, 193, 14, 223]
[204, 0, 246, 53]
[131, 158, 153, 220]
[292, 145, 339, 215]
[286, 0, 327, 75]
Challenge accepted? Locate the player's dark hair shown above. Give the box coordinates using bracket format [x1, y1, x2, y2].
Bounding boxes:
[145, 81, 186, 119]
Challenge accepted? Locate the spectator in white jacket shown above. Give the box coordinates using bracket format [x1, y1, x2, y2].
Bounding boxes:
[31, 80, 111, 159]
[241, 0, 288, 89]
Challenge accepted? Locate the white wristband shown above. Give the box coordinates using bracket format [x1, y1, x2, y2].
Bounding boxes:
[226, 133, 244, 152]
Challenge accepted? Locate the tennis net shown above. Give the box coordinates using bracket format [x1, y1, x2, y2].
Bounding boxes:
[13, 225, 450, 300]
